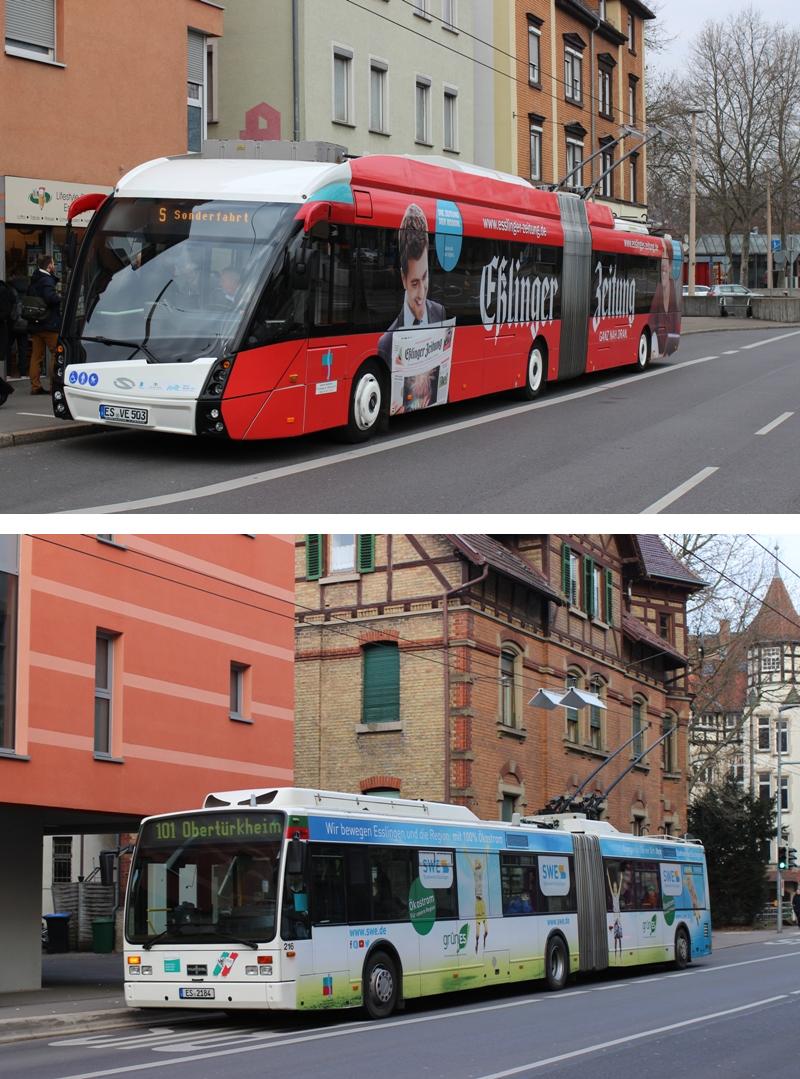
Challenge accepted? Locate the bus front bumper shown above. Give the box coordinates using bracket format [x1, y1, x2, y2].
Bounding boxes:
[124, 979, 297, 1009]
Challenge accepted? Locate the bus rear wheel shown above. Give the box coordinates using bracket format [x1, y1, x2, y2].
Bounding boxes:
[674, 927, 691, 969]
[636, 330, 651, 370]
[344, 361, 384, 442]
[363, 951, 399, 1020]
[544, 935, 568, 991]
[519, 343, 546, 400]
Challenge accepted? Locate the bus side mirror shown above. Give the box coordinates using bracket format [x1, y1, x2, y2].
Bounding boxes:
[286, 835, 304, 875]
[99, 851, 116, 886]
[64, 230, 78, 270]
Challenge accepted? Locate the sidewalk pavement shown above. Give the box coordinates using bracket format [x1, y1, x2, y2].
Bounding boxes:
[2, 928, 798, 1045]
[1, 318, 798, 450]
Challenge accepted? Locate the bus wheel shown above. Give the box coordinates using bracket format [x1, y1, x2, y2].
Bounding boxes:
[520, 343, 546, 399]
[544, 935, 569, 991]
[636, 330, 651, 370]
[344, 361, 383, 442]
[363, 951, 399, 1020]
[674, 927, 691, 969]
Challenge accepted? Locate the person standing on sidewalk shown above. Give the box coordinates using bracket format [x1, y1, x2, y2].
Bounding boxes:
[0, 277, 16, 405]
[792, 888, 800, 927]
[27, 254, 62, 395]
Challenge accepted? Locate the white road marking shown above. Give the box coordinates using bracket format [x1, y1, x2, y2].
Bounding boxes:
[474, 995, 788, 1079]
[723, 350, 740, 355]
[642, 466, 719, 514]
[756, 411, 793, 435]
[13, 411, 61, 420]
[740, 329, 800, 349]
[65, 348, 747, 514]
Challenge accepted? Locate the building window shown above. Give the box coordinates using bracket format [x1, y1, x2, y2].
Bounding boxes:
[561, 542, 581, 606]
[500, 647, 520, 728]
[564, 48, 582, 103]
[528, 22, 541, 84]
[370, 61, 388, 133]
[658, 612, 673, 641]
[501, 792, 519, 822]
[412, 0, 430, 16]
[732, 758, 745, 785]
[330, 534, 356, 574]
[306, 534, 375, 579]
[566, 138, 584, 189]
[758, 771, 771, 803]
[4, 0, 55, 58]
[762, 646, 781, 673]
[529, 120, 543, 181]
[627, 12, 635, 51]
[415, 77, 431, 143]
[443, 87, 458, 151]
[565, 671, 582, 744]
[583, 557, 606, 619]
[206, 39, 219, 123]
[230, 662, 250, 720]
[632, 815, 646, 836]
[780, 775, 789, 811]
[629, 152, 639, 202]
[600, 145, 614, 198]
[363, 643, 400, 724]
[662, 714, 677, 773]
[363, 786, 400, 797]
[632, 697, 645, 757]
[598, 66, 612, 118]
[94, 632, 116, 755]
[589, 677, 605, 750]
[758, 715, 770, 751]
[778, 717, 789, 755]
[333, 47, 354, 124]
[187, 30, 206, 153]
[598, 0, 607, 18]
[442, 0, 457, 31]
[628, 77, 637, 125]
[52, 837, 72, 884]
[0, 570, 18, 751]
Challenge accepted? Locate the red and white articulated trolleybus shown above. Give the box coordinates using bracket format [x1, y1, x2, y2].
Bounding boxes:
[53, 155, 682, 441]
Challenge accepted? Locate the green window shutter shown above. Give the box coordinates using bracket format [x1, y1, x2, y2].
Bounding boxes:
[363, 643, 400, 724]
[306, 534, 323, 580]
[584, 557, 594, 616]
[357, 534, 376, 574]
[605, 568, 614, 625]
[561, 542, 571, 597]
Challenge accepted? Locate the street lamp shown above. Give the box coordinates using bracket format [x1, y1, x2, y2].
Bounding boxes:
[687, 107, 704, 298]
[776, 684, 800, 934]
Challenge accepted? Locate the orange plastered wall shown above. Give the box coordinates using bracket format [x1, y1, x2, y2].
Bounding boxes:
[7, 534, 294, 817]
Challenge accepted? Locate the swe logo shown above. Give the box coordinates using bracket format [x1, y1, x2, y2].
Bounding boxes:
[213, 951, 238, 977]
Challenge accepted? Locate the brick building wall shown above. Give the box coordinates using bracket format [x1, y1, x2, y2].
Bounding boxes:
[295, 534, 700, 836]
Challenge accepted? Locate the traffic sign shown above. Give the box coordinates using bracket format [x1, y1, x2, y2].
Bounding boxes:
[771, 238, 781, 252]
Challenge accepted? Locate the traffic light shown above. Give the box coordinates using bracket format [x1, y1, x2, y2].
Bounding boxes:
[789, 848, 798, 869]
[778, 846, 788, 870]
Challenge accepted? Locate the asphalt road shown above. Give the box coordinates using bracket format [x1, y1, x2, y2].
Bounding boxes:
[2, 326, 799, 514]
[5, 935, 800, 1079]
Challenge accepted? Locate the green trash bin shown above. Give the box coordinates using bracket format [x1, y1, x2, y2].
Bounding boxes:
[91, 917, 115, 953]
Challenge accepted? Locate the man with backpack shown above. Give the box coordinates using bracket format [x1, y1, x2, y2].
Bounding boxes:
[0, 277, 17, 405]
[26, 253, 62, 395]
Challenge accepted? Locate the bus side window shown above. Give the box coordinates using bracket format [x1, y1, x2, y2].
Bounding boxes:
[244, 228, 308, 349]
[310, 853, 347, 926]
[345, 848, 371, 923]
[310, 227, 355, 331]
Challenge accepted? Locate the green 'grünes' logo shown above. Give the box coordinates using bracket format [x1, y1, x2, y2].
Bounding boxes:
[663, 896, 676, 926]
[408, 877, 436, 936]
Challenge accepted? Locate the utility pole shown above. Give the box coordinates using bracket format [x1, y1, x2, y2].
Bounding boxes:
[766, 175, 773, 292]
[687, 107, 704, 296]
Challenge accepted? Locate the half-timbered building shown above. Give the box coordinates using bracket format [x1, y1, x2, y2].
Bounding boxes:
[295, 534, 703, 835]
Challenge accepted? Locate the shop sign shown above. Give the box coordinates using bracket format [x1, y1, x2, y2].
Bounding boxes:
[5, 176, 113, 227]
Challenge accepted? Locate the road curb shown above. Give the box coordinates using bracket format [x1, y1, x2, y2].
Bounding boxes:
[0, 422, 105, 449]
[0, 1006, 221, 1045]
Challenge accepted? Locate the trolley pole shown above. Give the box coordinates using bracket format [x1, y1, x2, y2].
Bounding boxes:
[777, 718, 783, 934]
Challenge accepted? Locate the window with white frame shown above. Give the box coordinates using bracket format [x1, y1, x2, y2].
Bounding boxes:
[758, 715, 770, 751]
[415, 76, 431, 143]
[370, 60, 388, 132]
[627, 12, 635, 51]
[5, 0, 55, 59]
[598, 65, 612, 117]
[333, 48, 354, 124]
[442, 0, 457, 31]
[94, 631, 116, 755]
[758, 771, 771, 802]
[598, 0, 607, 18]
[780, 774, 789, 811]
[562, 543, 581, 606]
[600, 145, 614, 198]
[529, 119, 543, 182]
[528, 21, 541, 84]
[329, 534, 356, 574]
[631, 697, 645, 757]
[206, 39, 219, 123]
[443, 87, 458, 151]
[187, 30, 207, 153]
[565, 671, 582, 743]
[662, 714, 677, 773]
[629, 152, 638, 201]
[762, 646, 781, 673]
[566, 137, 584, 188]
[412, 0, 430, 16]
[564, 47, 582, 103]
[778, 717, 789, 755]
[732, 758, 745, 785]
[628, 77, 637, 124]
[500, 647, 520, 729]
[589, 676, 605, 750]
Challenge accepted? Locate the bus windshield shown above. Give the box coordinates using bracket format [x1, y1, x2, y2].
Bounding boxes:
[126, 812, 285, 947]
[66, 198, 298, 365]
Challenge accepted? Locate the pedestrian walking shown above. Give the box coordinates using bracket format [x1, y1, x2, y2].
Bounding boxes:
[26, 254, 62, 395]
[0, 276, 17, 405]
[792, 888, 800, 927]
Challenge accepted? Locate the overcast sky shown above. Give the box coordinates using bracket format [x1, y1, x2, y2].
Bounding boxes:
[649, 0, 800, 75]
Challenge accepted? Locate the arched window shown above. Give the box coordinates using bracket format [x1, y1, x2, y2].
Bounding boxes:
[500, 646, 522, 729]
[589, 676, 606, 750]
[631, 696, 646, 757]
[565, 668, 584, 743]
[662, 712, 678, 773]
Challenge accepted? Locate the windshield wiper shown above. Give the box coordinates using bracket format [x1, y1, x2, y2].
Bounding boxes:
[203, 932, 258, 950]
[142, 928, 175, 951]
[81, 334, 160, 365]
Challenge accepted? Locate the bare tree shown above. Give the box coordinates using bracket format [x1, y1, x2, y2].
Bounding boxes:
[765, 26, 800, 288]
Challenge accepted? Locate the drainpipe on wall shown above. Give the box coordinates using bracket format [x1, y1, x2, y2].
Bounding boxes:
[442, 563, 489, 804]
[292, 0, 301, 142]
[589, 15, 601, 189]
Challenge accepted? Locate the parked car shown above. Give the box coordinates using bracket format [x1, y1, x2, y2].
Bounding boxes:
[707, 283, 761, 315]
[682, 284, 711, 296]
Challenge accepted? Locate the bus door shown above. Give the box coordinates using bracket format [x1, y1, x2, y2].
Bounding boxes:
[556, 194, 591, 380]
[308, 848, 350, 1003]
[304, 224, 354, 432]
[604, 858, 638, 965]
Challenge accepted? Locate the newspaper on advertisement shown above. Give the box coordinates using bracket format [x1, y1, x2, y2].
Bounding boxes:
[389, 318, 456, 415]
